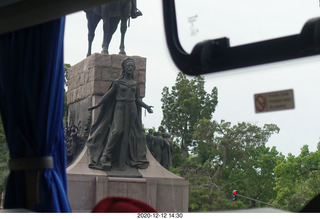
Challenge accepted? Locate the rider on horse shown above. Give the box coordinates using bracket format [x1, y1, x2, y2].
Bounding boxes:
[131, 0, 142, 19]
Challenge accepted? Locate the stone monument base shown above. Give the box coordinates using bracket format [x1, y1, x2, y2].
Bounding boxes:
[67, 147, 189, 212]
[66, 53, 189, 212]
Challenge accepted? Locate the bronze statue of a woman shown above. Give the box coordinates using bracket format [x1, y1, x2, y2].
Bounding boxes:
[86, 57, 153, 171]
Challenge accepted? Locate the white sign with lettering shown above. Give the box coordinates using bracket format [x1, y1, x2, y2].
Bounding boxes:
[254, 89, 295, 113]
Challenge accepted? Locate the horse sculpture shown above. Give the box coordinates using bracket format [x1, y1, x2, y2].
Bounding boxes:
[85, 0, 132, 57]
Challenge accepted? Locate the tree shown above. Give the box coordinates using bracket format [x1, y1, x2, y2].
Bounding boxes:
[273, 144, 320, 212]
[63, 63, 71, 125]
[172, 119, 281, 211]
[64, 63, 71, 88]
[161, 72, 218, 159]
[0, 117, 9, 200]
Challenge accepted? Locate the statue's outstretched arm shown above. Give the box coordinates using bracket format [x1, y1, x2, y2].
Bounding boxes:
[88, 82, 116, 111]
[136, 98, 153, 113]
[135, 86, 153, 113]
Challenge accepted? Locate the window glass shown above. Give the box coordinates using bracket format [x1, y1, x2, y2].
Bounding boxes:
[63, 0, 320, 213]
[175, 0, 320, 51]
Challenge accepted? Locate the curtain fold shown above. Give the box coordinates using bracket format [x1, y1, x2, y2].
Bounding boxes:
[0, 17, 71, 212]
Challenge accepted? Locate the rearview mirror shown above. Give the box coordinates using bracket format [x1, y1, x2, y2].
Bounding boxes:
[162, 0, 320, 75]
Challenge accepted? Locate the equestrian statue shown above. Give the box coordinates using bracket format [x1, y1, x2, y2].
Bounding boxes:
[85, 0, 142, 56]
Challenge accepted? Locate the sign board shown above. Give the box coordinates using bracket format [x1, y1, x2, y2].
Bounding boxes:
[254, 89, 295, 113]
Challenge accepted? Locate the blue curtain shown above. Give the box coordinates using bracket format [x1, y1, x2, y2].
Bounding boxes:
[0, 17, 71, 212]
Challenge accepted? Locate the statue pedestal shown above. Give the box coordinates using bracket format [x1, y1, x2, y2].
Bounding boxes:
[66, 54, 189, 212]
[67, 147, 189, 212]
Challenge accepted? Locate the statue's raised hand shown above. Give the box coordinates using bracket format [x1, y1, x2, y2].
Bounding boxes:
[147, 106, 154, 114]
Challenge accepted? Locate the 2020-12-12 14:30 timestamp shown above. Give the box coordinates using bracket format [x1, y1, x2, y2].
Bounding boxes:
[137, 213, 183, 218]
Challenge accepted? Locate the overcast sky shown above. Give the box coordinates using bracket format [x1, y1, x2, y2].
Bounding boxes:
[64, 0, 320, 156]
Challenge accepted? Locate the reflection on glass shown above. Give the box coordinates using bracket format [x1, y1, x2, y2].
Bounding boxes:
[175, 0, 320, 52]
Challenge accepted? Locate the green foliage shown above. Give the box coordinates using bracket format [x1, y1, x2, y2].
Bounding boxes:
[273, 145, 320, 212]
[63, 63, 71, 125]
[161, 72, 218, 158]
[0, 117, 9, 197]
[172, 119, 281, 211]
[161, 72, 320, 212]
[64, 63, 71, 88]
